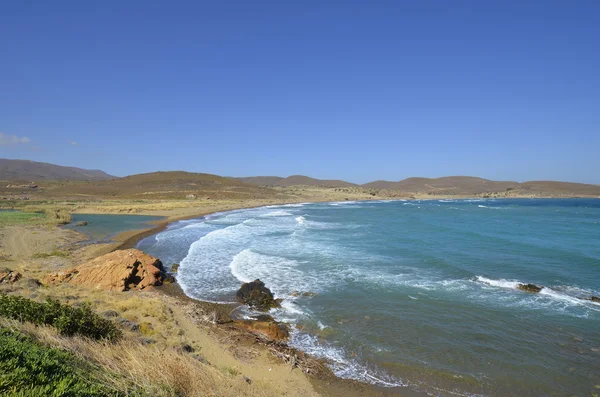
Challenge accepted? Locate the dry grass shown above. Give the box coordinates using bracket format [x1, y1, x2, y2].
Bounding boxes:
[0, 318, 272, 397]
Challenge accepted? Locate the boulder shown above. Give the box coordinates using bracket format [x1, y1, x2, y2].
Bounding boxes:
[75, 221, 88, 226]
[236, 279, 280, 311]
[584, 296, 600, 303]
[43, 249, 166, 291]
[171, 263, 179, 273]
[234, 315, 290, 341]
[517, 283, 543, 293]
[0, 268, 22, 284]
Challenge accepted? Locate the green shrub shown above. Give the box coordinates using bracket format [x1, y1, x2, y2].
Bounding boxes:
[0, 294, 121, 341]
[0, 328, 115, 396]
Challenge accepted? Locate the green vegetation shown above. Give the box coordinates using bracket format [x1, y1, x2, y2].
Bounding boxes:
[32, 249, 70, 259]
[0, 208, 72, 226]
[0, 328, 115, 396]
[0, 211, 45, 226]
[0, 294, 121, 341]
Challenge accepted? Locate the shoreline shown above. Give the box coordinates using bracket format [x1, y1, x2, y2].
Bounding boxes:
[71, 196, 600, 397]
[100, 200, 424, 397]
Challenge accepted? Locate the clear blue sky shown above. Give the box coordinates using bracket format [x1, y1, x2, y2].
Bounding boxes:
[1, 1, 599, 184]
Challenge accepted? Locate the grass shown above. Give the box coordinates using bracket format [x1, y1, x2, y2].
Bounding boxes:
[0, 208, 72, 227]
[0, 294, 121, 341]
[0, 328, 119, 397]
[1, 318, 272, 397]
[0, 211, 45, 226]
[32, 249, 70, 259]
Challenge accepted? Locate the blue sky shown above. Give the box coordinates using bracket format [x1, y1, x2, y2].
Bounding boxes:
[1, 1, 599, 183]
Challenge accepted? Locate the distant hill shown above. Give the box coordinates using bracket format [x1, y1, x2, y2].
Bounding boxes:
[362, 176, 518, 194]
[0, 159, 115, 181]
[516, 181, 600, 196]
[44, 171, 279, 199]
[362, 176, 600, 196]
[238, 175, 357, 188]
[237, 176, 285, 185]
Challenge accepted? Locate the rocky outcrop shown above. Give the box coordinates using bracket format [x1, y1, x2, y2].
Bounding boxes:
[517, 283, 543, 293]
[43, 249, 166, 291]
[584, 296, 600, 303]
[75, 221, 88, 226]
[0, 268, 22, 284]
[234, 314, 290, 341]
[236, 279, 280, 311]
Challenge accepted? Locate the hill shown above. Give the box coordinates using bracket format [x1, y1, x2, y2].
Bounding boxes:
[239, 175, 357, 188]
[237, 176, 285, 185]
[362, 176, 518, 194]
[37, 171, 282, 200]
[0, 159, 115, 181]
[362, 176, 600, 197]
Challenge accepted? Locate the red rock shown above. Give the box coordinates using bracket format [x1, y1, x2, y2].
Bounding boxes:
[234, 317, 290, 341]
[0, 269, 22, 284]
[43, 249, 165, 291]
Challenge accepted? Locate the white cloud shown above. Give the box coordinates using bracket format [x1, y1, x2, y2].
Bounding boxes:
[68, 140, 78, 146]
[0, 132, 31, 146]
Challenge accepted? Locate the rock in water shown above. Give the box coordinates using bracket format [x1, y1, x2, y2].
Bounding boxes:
[75, 221, 88, 226]
[517, 283, 543, 293]
[584, 296, 600, 303]
[43, 249, 166, 291]
[234, 314, 290, 341]
[236, 279, 280, 311]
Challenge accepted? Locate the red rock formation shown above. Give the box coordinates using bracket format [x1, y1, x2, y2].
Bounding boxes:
[43, 249, 165, 291]
[0, 269, 22, 284]
[234, 315, 290, 341]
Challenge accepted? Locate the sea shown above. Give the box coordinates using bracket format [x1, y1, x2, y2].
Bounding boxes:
[137, 198, 600, 397]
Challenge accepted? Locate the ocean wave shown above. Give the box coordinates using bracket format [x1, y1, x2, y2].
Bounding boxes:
[475, 276, 600, 313]
[261, 210, 293, 217]
[290, 331, 406, 387]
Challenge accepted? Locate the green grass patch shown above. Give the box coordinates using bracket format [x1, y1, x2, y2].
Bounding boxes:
[0, 294, 122, 341]
[0, 328, 117, 396]
[32, 249, 70, 259]
[0, 211, 46, 226]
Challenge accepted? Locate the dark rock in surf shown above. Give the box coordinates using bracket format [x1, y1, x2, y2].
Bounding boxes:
[517, 283, 543, 293]
[236, 279, 280, 311]
[584, 296, 600, 303]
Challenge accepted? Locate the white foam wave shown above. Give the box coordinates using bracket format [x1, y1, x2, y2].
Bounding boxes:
[295, 216, 305, 224]
[476, 276, 520, 289]
[329, 201, 360, 206]
[475, 276, 600, 314]
[290, 331, 405, 387]
[261, 210, 293, 217]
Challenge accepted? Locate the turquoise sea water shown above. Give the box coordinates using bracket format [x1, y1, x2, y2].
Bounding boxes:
[138, 199, 600, 396]
[65, 213, 163, 241]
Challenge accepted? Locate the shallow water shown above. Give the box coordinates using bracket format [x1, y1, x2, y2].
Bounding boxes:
[138, 199, 600, 396]
[65, 213, 163, 241]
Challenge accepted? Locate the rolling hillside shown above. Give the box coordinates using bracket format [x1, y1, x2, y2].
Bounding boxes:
[362, 176, 518, 194]
[0, 159, 115, 181]
[239, 175, 357, 188]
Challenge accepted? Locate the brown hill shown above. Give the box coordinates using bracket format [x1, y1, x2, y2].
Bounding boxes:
[38, 171, 278, 200]
[363, 176, 518, 194]
[0, 159, 115, 181]
[239, 175, 356, 188]
[516, 181, 600, 196]
[363, 177, 600, 197]
[237, 176, 284, 185]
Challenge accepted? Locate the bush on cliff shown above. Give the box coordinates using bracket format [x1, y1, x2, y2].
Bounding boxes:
[0, 294, 121, 341]
[0, 328, 114, 396]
